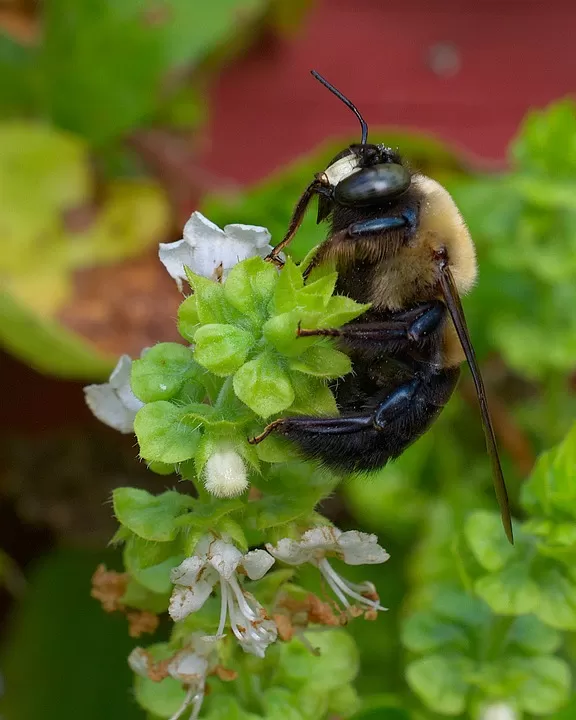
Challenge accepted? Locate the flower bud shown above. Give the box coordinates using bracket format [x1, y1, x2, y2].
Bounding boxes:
[203, 447, 249, 498]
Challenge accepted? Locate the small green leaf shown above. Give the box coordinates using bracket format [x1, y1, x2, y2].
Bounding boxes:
[193, 324, 255, 376]
[533, 564, 576, 630]
[177, 294, 200, 342]
[233, 350, 294, 417]
[184, 270, 241, 325]
[402, 611, 471, 654]
[113, 488, 193, 542]
[134, 674, 186, 719]
[121, 578, 170, 613]
[289, 373, 338, 416]
[300, 272, 337, 304]
[507, 656, 571, 715]
[131, 343, 197, 402]
[475, 562, 539, 616]
[263, 311, 317, 357]
[521, 422, 576, 521]
[289, 345, 352, 377]
[509, 615, 561, 655]
[223, 256, 277, 320]
[134, 401, 201, 463]
[406, 654, 473, 715]
[274, 257, 304, 312]
[465, 510, 517, 571]
[322, 295, 371, 326]
[278, 629, 360, 691]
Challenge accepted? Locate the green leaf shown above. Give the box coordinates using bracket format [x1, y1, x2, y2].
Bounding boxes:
[134, 401, 201, 463]
[512, 99, 576, 178]
[273, 257, 304, 312]
[278, 629, 360, 692]
[263, 310, 317, 357]
[475, 561, 540, 616]
[288, 373, 338, 416]
[113, 488, 193, 541]
[42, 0, 268, 143]
[261, 689, 306, 720]
[134, 674, 187, 719]
[508, 615, 561, 655]
[465, 510, 517, 571]
[533, 564, 576, 630]
[123, 534, 183, 594]
[289, 345, 352, 378]
[521, 422, 576, 520]
[131, 343, 197, 402]
[185, 270, 242, 325]
[322, 295, 371, 326]
[193, 324, 255, 376]
[223, 255, 277, 321]
[406, 654, 473, 715]
[177, 295, 200, 342]
[121, 578, 171, 613]
[233, 350, 294, 417]
[402, 611, 471, 654]
[506, 656, 571, 715]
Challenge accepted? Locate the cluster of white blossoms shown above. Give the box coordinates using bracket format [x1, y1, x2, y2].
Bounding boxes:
[167, 528, 389, 658]
[129, 633, 216, 720]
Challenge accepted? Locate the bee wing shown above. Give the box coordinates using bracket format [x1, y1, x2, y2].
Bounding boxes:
[439, 264, 514, 544]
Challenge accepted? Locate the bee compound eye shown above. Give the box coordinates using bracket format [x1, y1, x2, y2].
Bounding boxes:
[334, 163, 411, 207]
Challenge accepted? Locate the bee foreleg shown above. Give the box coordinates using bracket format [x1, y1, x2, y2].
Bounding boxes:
[267, 179, 327, 262]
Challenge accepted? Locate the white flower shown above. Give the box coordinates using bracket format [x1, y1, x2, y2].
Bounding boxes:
[84, 353, 145, 433]
[169, 534, 277, 658]
[129, 634, 215, 720]
[203, 446, 249, 498]
[480, 704, 518, 720]
[267, 526, 389, 614]
[159, 211, 274, 290]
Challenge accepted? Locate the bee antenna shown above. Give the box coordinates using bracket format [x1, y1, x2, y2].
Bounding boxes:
[310, 70, 368, 145]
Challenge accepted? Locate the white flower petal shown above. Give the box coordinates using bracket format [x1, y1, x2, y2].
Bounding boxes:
[242, 549, 275, 580]
[167, 651, 208, 684]
[481, 704, 518, 720]
[223, 223, 272, 249]
[336, 530, 390, 565]
[128, 647, 150, 677]
[158, 238, 195, 291]
[300, 525, 341, 551]
[266, 538, 315, 565]
[84, 382, 140, 434]
[208, 540, 243, 580]
[169, 579, 215, 621]
[170, 556, 206, 586]
[183, 212, 226, 247]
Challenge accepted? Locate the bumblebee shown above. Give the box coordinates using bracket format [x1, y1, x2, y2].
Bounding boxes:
[251, 71, 513, 543]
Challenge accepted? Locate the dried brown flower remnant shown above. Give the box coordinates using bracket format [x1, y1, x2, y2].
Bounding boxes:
[213, 665, 238, 682]
[91, 564, 159, 637]
[91, 564, 128, 612]
[127, 610, 160, 638]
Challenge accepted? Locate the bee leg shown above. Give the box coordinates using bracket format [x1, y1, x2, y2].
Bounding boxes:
[267, 179, 327, 263]
[297, 300, 445, 354]
[248, 415, 372, 445]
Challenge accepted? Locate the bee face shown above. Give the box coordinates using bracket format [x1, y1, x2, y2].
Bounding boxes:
[320, 145, 411, 210]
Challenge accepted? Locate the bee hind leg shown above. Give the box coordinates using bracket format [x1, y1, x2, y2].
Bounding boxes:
[249, 367, 459, 472]
[297, 300, 446, 355]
